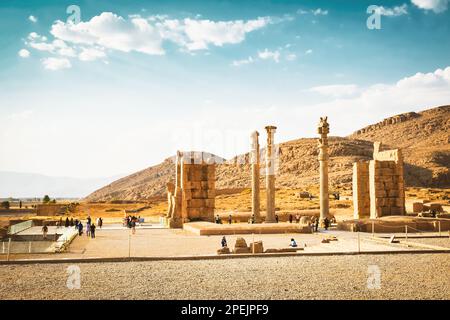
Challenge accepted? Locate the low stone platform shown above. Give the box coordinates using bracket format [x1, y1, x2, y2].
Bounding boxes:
[183, 222, 312, 236]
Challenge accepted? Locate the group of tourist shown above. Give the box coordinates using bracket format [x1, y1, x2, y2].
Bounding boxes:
[74, 215, 102, 239]
[42, 215, 103, 240]
[124, 215, 139, 234]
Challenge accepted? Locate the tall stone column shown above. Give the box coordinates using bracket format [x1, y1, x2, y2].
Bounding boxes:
[264, 126, 277, 223]
[168, 150, 183, 228]
[317, 117, 330, 224]
[250, 131, 261, 223]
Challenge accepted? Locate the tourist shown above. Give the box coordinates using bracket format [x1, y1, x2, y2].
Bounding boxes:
[77, 222, 83, 236]
[221, 236, 227, 248]
[74, 219, 79, 229]
[65, 217, 70, 228]
[90, 223, 96, 239]
[98, 217, 103, 229]
[86, 222, 91, 237]
[131, 219, 136, 235]
[215, 215, 220, 224]
[87, 215, 92, 226]
[289, 214, 293, 223]
[275, 214, 279, 223]
[42, 224, 48, 240]
[228, 214, 232, 224]
[324, 217, 330, 230]
[314, 218, 319, 232]
[70, 217, 74, 227]
[295, 214, 300, 223]
[59, 217, 63, 227]
[289, 238, 298, 247]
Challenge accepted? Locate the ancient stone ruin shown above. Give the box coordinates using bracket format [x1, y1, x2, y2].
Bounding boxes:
[353, 142, 405, 219]
[166, 151, 216, 228]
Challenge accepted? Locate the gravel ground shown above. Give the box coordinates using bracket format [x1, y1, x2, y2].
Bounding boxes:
[0, 254, 449, 300]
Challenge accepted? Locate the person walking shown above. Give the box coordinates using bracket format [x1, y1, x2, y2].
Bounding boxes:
[275, 214, 279, 223]
[70, 218, 74, 227]
[77, 222, 83, 236]
[98, 217, 103, 229]
[42, 224, 48, 240]
[289, 214, 293, 223]
[131, 219, 136, 235]
[314, 217, 319, 232]
[86, 222, 91, 237]
[228, 214, 232, 224]
[90, 224, 96, 239]
[65, 217, 69, 228]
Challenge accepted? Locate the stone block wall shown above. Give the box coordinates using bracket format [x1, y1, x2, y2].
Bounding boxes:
[353, 142, 405, 219]
[166, 151, 216, 227]
[181, 163, 215, 222]
[352, 161, 370, 219]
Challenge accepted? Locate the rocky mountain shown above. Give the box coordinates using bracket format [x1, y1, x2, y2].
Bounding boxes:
[85, 105, 450, 202]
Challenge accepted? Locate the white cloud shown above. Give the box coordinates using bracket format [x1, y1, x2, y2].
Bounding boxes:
[231, 56, 254, 67]
[18, 49, 30, 58]
[48, 12, 272, 55]
[41, 57, 72, 70]
[286, 53, 297, 61]
[258, 49, 280, 63]
[301, 66, 450, 134]
[78, 47, 106, 61]
[51, 13, 165, 55]
[312, 8, 329, 16]
[181, 17, 271, 51]
[305, 49, 313, 55]
[28, 15, 38, 23]
[411, 0, 449, 13]
[310, 84, 359, 98]
[375, 4, 409, 16]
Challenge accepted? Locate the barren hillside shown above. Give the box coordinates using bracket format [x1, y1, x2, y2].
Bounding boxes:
[85, 105, 449, 202]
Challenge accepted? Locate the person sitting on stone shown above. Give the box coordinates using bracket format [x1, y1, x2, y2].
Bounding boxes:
[289, 238, 297, 247]
[221, 236, 227, 248]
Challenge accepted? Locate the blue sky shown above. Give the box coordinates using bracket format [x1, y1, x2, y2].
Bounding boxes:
[0, 0, 449, 179]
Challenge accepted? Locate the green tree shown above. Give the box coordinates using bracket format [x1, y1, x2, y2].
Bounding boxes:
[43, 195, 51, 203]
[1, 201, 10, 210]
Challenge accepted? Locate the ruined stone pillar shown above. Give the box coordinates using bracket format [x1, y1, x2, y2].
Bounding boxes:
[317, 117, 330, 224]
[264, 126, 277, 223]
[168, 151, 183, 228]
[250, 131, 261, 223]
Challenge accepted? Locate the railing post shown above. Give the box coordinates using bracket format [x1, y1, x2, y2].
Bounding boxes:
[128, 231, 131, 258]
[7, 238, 11, 261]
[252, 233, 255, 254]
[372, 221, 375, 237]
[405, 225, 408, 241]
[28, 241, 32, 253]
[438, 221, 441, 237]
[357, 232, 360, 253]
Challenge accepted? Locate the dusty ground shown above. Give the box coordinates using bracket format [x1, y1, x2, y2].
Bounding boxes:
[0, 253, 448, 300]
